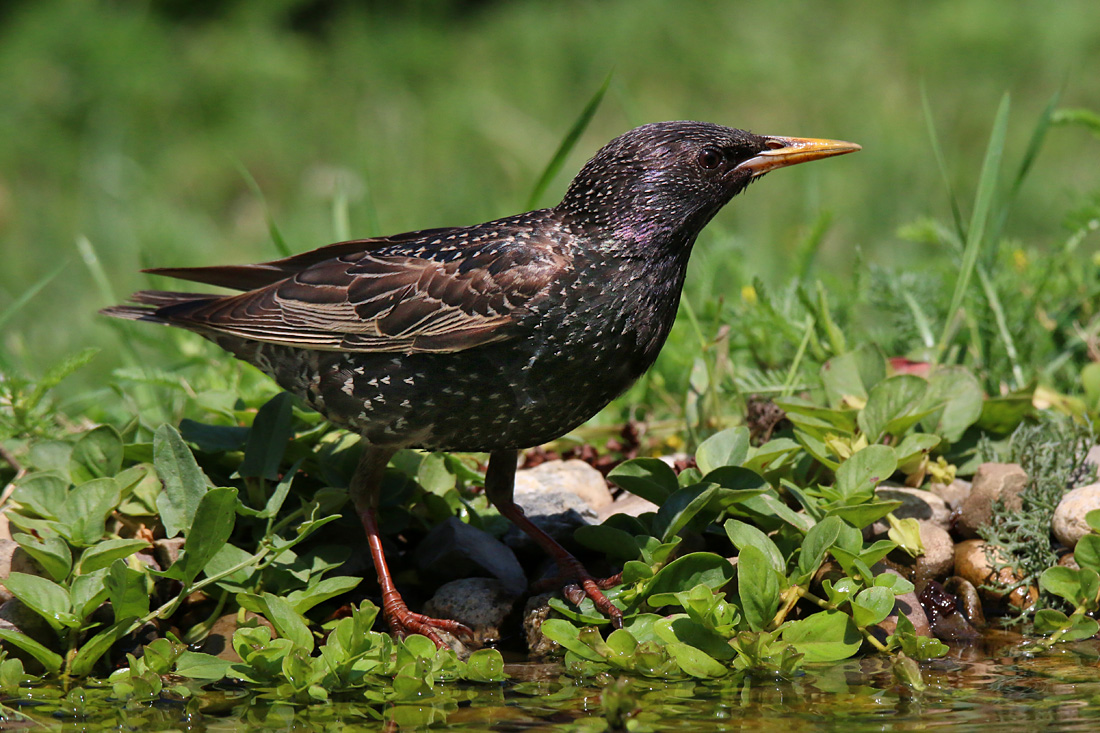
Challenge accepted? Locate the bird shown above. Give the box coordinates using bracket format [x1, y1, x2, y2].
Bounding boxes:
[103, 121, 860, 646]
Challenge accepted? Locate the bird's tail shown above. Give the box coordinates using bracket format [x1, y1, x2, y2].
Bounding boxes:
[100, 290, 219, 324]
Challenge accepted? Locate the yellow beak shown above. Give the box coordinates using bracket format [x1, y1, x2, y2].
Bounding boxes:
[736, 136, 862, 178]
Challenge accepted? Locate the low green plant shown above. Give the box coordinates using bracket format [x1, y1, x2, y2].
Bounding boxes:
[1033, 510, 1100, 646]
[545, 427, 948, 685]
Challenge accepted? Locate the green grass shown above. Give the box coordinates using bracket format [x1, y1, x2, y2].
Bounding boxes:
[0, 0, 1099, 425]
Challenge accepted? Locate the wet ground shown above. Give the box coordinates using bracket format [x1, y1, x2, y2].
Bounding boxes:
[3, 631, 1099, 731]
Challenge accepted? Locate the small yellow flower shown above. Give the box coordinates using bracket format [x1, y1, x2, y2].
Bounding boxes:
[741, 285, 757, 305]
[1012, 249, 1028, 272]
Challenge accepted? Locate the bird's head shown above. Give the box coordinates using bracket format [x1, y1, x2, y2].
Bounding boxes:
[557, 121, 860, 251]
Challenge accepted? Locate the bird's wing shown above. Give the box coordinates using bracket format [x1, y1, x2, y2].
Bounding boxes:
[154, 237, 570, 354]
[141, 227, 460, 291]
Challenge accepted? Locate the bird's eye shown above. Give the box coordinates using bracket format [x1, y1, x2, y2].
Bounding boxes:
[697, 147, 723, 170]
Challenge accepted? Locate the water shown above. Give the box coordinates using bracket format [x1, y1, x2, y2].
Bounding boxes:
[3, 632, 1099, 731]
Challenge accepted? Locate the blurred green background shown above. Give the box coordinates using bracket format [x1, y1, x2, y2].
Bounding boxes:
[1, 0, 1098, 417]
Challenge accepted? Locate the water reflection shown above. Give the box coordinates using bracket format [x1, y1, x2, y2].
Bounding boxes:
[3, 634, 1099, 731]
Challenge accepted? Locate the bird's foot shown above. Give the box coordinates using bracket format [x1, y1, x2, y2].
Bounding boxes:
[382, 592, 473, 649]
[535, 560, 625, 629]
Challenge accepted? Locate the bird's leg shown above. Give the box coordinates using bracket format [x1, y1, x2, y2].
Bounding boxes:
[350, 443, 473, 647]
[484, 450, 624, 628]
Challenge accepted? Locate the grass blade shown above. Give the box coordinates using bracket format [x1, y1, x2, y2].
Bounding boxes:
[233, 160, 292, 257]
[977, 266, 1025, 387]
[921, 83, 966, 245]
[525, 70, 613, 211]
[935, 93, 1011, 361]
[989, 90, 1060, 247]
[0, 260, 68, 334]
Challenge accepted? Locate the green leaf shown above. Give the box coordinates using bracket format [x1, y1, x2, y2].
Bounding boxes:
[285, 576, 362, 615]
[826, 501, 903, 530]
[857, 375, 928, 442]
[574, 525, 641, 562]
[416, 452, 457, 495]
[1034, 608, 1069, 634]
[540, 619, 604, 662]
[106, 560, 150, 621]
[70, 570, 109, 621]
[653, 483, 720, 543]
[852, 586, 895, 627]
[1040, 566, 1083, 605]
[738, 545, 781, 632]
[608, 458, 679, 505]
[162, 487, 238, 587]
[77, 538, 149, 575]
[743, 438, 802, 475]
[798, 516, 843, 579]
[12, 533, 72, 582]
[1086, 509, 1100, 535]
[58, 477, 122, 546]
[465, 648, 507, 682]
[664, 641, 727, 678]
[645, 553, 737, 606]
[894, 433, 942, 468]
[154, 424, 211, 538]
[834, 445, 897, 500]
[724, 519, 785, 573]
[0, 628, 63, 673]
[69, 425, 124, 484]
[239, 392, 294, 482]
[260, 592, 314, 651]
[654, 614, 735, 661]
[820, 345, 886, 408]
[781, 610, 862, 662]
[3, 572, 72, 631]
[173, 651, 232, 681]
[1076, 534, 1100, 572]
[70, 618, 137, 677]
[918, 367, 984, 442]
[10, 471, 69, 520]
[696, 427, 750, 474]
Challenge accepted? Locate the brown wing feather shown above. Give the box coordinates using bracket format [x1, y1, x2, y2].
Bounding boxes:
[143, 227, 460, 290]
[160, 233, 570, 354]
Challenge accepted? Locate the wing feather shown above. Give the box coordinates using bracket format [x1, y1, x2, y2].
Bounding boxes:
[136, 216, 571, 354]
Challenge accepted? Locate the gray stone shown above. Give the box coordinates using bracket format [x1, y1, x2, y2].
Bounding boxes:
[515, 459, 612, 512]
[1052, 482, 1100, 549]
[504, 484, 597, 551]
[597, 492, 660, 522]
[153, 537, 186, 569]
[957, 463, 1028, 538]
[414, 516, 527, 594]
[928, 478, 971, 511]
[913, 521, 954, 585]
[874, 486, 951, 532]
[422, 577, 522, 647]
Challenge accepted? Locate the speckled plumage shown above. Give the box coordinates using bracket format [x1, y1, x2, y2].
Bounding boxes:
[104, 121, 859, 643]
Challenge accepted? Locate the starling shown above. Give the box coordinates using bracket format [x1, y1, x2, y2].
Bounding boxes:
[103, 121, 859, 645]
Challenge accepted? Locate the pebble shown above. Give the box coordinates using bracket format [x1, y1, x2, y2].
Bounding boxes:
[956, 463, 1027, 538]
[1051, 482, 1100, 549]
[423, 577, 522, 648]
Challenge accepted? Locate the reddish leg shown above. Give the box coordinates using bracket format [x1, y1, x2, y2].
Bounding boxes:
[485, 449, 624, 628]
[350, 445, 473, 647]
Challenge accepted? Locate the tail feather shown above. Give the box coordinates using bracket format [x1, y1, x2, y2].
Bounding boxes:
[100, 290, 220, 325]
